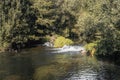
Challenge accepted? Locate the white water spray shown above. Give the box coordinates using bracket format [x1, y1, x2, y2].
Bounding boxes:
[43, 42, 53, 47]
[52, 45, 86, 53]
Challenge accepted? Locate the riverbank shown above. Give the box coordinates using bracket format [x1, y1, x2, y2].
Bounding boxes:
[96, 51, 120, 65]
[0, 37, 119, 66]
[0, 47, 6, 53]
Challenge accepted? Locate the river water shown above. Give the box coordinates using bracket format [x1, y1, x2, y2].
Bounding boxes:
[0, 46, 120, 80]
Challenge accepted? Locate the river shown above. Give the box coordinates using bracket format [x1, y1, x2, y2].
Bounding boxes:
[0, 46, 120, 80]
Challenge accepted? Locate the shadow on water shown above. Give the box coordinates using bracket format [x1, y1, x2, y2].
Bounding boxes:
[0, 53, 34, 80]
[0, 46, 120, 80]
[96, 51, 120, 66]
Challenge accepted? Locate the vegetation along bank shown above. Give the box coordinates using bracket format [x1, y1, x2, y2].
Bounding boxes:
[0, 0, 120, 59]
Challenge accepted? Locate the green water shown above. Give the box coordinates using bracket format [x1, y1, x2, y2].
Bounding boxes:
[0, 46, 120, 80]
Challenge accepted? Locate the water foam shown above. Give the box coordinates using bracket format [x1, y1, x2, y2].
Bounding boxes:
[43, 42, 53, 47]
[52, 45, 85, 53]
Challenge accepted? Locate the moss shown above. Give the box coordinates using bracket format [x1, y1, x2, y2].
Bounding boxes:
[54, 36, 73, 48]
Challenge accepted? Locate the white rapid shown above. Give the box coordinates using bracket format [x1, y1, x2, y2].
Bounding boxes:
[52, 45, 86, 53]
[43, 42, 53, 47]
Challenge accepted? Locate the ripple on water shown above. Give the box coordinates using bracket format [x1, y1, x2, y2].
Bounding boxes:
[64, 68, 98, 80]
[1, 46, 120, 80]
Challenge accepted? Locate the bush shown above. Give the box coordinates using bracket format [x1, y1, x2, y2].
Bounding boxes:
[84, 42, 97, 51]
[54, 36, 73, 48]
[96, 38, 120, 56]
[84, 42, 98, 56]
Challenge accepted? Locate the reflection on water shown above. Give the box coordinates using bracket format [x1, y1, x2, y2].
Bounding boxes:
[0, 46, 120, 80]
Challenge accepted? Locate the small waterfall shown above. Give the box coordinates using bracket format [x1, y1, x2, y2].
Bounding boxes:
[52, 45, 86, 53]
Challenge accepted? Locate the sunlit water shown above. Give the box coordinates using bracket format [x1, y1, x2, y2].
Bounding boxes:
[0, 46, 120, 80]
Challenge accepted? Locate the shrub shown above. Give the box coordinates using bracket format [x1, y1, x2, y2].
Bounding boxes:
[84, 42, 97, 51]
[84, 42, 98, 56]
[54, 36, 73, 48]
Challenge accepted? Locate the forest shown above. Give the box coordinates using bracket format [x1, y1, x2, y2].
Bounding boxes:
[0, 0, 120, 80]
[0, 0, 120, 57]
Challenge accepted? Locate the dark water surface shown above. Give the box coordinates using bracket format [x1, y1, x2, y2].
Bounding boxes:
[0, 46, 120, 80]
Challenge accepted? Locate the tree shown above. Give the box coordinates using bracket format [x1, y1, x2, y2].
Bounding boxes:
[30, 0, 56, 36]
[74, 0, 120, 55]
[0, 0, 37, 50]
[53, 0, 77, 38]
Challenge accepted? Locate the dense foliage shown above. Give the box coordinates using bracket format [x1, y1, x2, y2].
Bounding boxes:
[74, 0, 120, 55]
[0, 0, 120, 56]
[0, 0, 38, 50]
